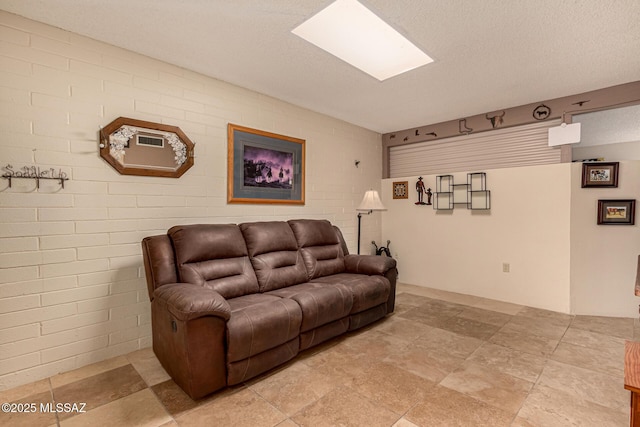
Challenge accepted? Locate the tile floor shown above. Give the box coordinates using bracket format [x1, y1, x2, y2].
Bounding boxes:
[1, 283, 636, 426]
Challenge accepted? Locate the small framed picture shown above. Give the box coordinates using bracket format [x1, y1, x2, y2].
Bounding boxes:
[581, 162, 619, 188]
[393, 181, 408, 199]
[597, 199, 635, 225]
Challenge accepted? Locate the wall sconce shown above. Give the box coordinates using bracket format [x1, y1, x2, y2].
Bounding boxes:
[356, 189, 386, 254]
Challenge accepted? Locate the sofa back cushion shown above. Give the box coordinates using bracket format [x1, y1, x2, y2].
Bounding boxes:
[288, 219, 345, 279]
[239, 221, 308, 292]
[168, 224, 259, 299]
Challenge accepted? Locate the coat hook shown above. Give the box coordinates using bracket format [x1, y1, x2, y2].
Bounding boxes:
[355, 160, 360, 168]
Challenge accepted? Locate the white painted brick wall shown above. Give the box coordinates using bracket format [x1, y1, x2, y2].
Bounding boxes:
[0, 10, 383, 391]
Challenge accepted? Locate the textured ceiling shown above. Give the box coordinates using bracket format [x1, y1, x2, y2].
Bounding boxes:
[2, 0, 640, 134]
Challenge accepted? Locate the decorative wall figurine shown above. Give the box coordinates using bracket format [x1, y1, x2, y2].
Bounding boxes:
[486, 111, 505, 128]
[415, 176, 426, 205]
[533, 104, 551, 120]
[425, 187, 433, 205]
[459, 118, 473, 134]
[372, 240, 392, 257]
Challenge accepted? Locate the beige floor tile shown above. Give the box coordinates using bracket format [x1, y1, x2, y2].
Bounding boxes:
[349, 362, 435, 414]
[176, 388, 286, 427]
[151, 379, 227, 417]
[489, 328, 560, 357]
[501, 316, 568, 340]
[392, 417, 420, 427]
[456, 306, 513, 327]
[561, 326, 626, 350]
[516, 306, 573, 327]
[405, 385, 513, 427]
[60, 388, 171, 427]
[571, 315, 635, 339]
[300, 345, 369, 384]
[383, 341, 465, 383]
[0, 390, 57, 427]
[49, 355, 129, 388]
[126, 347, 171, 386]
[466, 343, 546, 383]
[275, 419, 300, 427]
[291, 385, 400, 427]
[414, 327, 484, 359]
[551, 341, 624, 377]
[397, 302, 464, 327]
[517, 384, 628, 427]
[372, 315, 434, 342]
[432, 316, 501, 340]
[395, 290, 435, 307]
[440, 361, 533, 414]
[536, 360, 627, 413]
[335, 330, 410, 362]
[471, 298, 524, 316]
[249, 361, 342, 416]
[52, 364, 147, 420]
[0, 378, 50, 403]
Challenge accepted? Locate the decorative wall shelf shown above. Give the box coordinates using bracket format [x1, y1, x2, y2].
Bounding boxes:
[434, 172, 490, 210]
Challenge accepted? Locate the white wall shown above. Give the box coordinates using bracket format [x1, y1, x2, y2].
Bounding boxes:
[383, 161, 640, 318]
[0, 11, 383, 390]
[382, 163, 572, 313]
[570, 160, 640, 316]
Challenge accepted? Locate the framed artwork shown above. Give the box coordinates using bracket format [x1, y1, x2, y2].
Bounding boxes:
[597, 199, 635, 225]
[393, 181, 408, 199]
[227, 123, 305, 204]
[581, 162, 619, 188]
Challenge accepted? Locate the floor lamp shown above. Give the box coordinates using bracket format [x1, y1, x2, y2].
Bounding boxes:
[356, 190, 386, 254]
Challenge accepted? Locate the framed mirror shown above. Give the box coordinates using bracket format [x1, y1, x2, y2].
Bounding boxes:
[99, 117, 195, 178]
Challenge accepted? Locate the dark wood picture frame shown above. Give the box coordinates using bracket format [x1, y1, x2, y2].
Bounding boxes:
[581, 162, 619, 188]
[227, 123, 305, 205]
[597, 199, 635, 225]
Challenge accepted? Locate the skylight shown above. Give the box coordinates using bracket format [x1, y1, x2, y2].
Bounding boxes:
[292, 0, 433, 81]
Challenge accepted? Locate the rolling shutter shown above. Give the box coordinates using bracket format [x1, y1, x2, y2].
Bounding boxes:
[389, 119, 562, 177]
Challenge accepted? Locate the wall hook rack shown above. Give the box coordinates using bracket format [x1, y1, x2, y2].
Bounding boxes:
[1, 164, 69, 189]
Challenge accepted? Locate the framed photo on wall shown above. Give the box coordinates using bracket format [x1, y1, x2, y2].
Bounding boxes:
[227, 124, 305, 204]
[597, 199, 635, 225]
[581, 162, 619, 188]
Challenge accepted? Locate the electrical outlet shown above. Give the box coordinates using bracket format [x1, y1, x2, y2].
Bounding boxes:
[502, 263, 510, 273]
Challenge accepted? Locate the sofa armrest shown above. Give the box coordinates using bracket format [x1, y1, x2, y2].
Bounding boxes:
[154, 283, 231, 322]
[344, 254, 397, 276]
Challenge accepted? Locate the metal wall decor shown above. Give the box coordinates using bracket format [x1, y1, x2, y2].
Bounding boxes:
[1, 164, 69, 189]
[486, 111, 505, 128]
[532, 104, 551, 120]
[99, 117, 195, 178]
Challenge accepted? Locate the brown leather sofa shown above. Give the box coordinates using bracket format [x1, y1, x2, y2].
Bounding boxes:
[142, 219, 397, 399]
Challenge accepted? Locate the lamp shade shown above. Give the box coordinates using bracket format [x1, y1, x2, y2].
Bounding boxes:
[357, 190, 386, 211]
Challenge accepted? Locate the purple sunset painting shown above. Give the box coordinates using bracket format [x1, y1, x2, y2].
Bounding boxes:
[243, 145, 293, 189]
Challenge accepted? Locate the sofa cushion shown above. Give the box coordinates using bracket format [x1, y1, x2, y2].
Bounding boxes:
[266, 282, 353, 332]
[169, 224, 259, 299]
[239, 221, 308, 292]
[311, 273, 390, 314]
[226, 294, 302, 363]
[288, 219, 346, 279]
